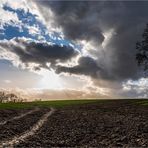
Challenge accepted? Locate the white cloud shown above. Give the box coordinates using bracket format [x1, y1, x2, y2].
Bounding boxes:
[31, 1, 63, 36]
[0, 0, 49, 38]
[0, 0, 40, 16]
[0, 4, 21, 27]
[27, 25, 41, 36]
[102, 28, 116, 48]
[122, 78, 148, 98]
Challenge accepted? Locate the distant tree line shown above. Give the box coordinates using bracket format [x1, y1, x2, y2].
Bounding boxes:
[0, 91, 25, 103]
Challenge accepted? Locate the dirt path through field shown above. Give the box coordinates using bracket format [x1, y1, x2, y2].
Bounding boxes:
[0, 107, 55, 147]
[0, 107, 39, 126]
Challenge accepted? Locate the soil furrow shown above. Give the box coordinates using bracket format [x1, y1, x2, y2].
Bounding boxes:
[0, 109, 33, 123]
[0, 108, 49, 142]
[0, 108, 39, 126]
[0, 107, 55, 147]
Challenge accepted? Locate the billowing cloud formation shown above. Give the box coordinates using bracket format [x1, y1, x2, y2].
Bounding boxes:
[0, 38, 78, 70]
[35, 1, 148, 82]
[36, 1, 105, 44]
[0, 1, 148, 99]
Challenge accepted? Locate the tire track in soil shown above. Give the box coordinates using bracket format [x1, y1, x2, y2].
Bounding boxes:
[0, 108, 39, 126]
[0, 108, 47, 141]
[0, 107, 55, 148]
[0, 109, 32, 122]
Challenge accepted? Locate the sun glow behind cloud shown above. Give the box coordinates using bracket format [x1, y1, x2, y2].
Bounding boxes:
[38, 69, 63, 90]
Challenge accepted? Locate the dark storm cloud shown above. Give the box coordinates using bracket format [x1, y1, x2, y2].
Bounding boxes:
[56, 56, 101, 78]
[0, 38, 78, 69]
[36, 1, 105, 45]
[35, 1, 148, 81]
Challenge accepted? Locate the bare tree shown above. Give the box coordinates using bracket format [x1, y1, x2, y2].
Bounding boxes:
[0, 91, 24, 103]
[0, 92, 6, 102]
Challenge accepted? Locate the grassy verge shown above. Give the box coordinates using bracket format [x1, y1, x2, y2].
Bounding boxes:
[0, 102, 32, 109]
[0, 99, 102, 109]
[135, 99, 148, 106]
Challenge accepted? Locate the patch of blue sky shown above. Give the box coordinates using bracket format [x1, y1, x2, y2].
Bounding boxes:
[1, 5, 80, 51]
[0, 25, 36, 40]
[1, 5, 43, 40]
[3, 5, 38, 26]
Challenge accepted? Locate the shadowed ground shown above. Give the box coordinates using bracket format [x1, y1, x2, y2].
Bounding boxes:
[0, 99, 148, 147]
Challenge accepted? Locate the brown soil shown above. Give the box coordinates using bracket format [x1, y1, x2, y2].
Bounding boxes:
[0, 108, 49, 142]
[0, 108, 32, 122]
[15, 100, 148, 147]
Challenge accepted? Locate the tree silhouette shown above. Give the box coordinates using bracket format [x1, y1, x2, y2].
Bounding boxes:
[0, 92, 5, 102]
[0, 91, 24, 103]
[136, 24, 148, 73]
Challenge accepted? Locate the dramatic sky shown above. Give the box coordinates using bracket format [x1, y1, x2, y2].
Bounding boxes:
[0, 0, 148, 100]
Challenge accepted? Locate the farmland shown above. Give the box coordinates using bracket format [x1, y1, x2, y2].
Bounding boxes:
[0, 99, 148, 147]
